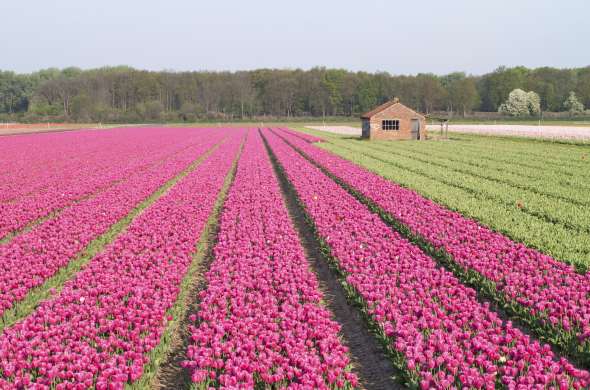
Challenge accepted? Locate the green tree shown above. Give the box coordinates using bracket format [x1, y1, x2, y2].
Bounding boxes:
[443, 73, 480, 116]
[2, 64, 590, 123]
[575, 67, 590, 109]
[356, 74, 379, 113]
[70, 94, 93, 121]
[563, 91, 585, 115]
[479, 66, 528, 111]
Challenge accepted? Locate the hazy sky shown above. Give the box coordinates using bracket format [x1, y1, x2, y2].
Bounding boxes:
[1, 0, 589, 75]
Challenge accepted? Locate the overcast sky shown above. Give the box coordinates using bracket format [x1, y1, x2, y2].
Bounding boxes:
[1, 0, 589, 75]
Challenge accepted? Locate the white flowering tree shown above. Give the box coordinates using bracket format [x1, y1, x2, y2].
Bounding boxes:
[563, 91, 585, 115]
[499, 89, 529, 116]
[498, 89, 541, 116]
[527, 91, 541, 115]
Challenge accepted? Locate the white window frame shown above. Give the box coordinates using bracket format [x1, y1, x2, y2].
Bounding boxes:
[382, 119, 400, 131]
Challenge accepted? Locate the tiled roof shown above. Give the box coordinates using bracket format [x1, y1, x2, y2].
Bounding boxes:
[360, 99, 425, 119]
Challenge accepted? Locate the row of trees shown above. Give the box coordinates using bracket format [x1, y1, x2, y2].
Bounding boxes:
[498, 89, 586, 117]
[1, 65, 589, 122]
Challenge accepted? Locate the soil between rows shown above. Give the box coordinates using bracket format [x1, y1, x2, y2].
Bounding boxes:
[263, 130, 406, 390]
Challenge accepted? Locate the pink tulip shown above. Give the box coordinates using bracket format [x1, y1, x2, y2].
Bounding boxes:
[0, 128, 225, 319]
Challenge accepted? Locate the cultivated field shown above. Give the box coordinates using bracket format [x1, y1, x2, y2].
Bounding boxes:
[1, 126, 589, 389]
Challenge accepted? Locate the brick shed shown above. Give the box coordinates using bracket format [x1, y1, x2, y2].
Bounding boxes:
[361, 98, 427, 140]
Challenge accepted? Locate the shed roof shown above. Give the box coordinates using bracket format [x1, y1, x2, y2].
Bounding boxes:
[360, 99, 425, 120]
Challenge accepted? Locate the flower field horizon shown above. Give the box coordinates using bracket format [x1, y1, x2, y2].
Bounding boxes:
[0, 126, 588, 389]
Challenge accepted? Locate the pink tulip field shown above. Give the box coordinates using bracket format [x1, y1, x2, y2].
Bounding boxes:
[0, 131, 226, 320]
[0, 128, 217, 240]
[0, 126, 588, 389]
[262, 129, 590, 389]
[183, 131, 356, 388]
[0, 128, 243, 388]
[271, 128, 590, 366]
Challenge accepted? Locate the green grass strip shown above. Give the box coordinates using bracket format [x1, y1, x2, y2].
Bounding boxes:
[0, 140, 225, 334]
[357, 140, 590, 208]
[127, 136, 245, 390]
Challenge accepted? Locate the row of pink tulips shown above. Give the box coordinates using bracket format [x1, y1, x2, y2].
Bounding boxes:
[0, 130, 244, 389]
[263, 128, 590, 389]
[0, 127, 218, 207]
[0, 130, 225, 318]
[0, 127, 211, 239]
[183, 130, 357, 389]
[274, 128, 590, 360]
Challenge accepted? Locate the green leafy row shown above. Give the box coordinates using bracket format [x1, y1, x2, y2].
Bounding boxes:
[316, 141, 590, 267]
[331, 140, 590, 232]
[365, 140, 590, 200]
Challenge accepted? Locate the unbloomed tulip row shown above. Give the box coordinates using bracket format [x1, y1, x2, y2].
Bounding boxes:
[0, 127, 213, 240]
[273, 128, 590, 360]
[263, 128, 590, 389]
[0, 130, 243, 389]
[183, 130, 357, 389]
[0, 130, 224, 318]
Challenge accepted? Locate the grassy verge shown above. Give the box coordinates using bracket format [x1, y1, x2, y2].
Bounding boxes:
[0, 140, 224, 334]
[275, 131, 590, 370]
[127, 136, 245, 390]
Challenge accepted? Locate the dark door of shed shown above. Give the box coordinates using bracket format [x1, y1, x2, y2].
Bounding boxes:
[411, 119, 420, 140]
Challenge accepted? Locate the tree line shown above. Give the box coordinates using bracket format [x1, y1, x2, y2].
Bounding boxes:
[0, 65, 589, 122]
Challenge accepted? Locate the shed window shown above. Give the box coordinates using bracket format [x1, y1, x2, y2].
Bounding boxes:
[382, 120, 400, 130]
